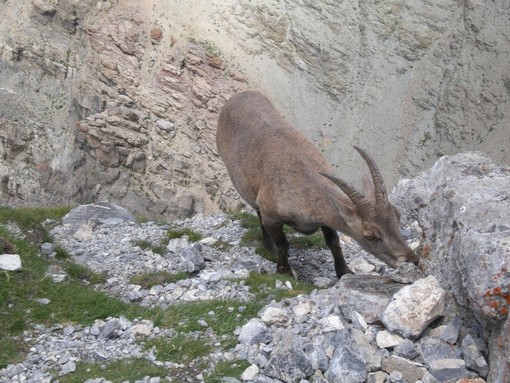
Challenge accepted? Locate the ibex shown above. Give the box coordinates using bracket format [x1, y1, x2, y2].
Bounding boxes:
[216, 90, 418, 278]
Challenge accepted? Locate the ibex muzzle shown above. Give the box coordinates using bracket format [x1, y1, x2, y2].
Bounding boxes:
[216, 90, 418, 278]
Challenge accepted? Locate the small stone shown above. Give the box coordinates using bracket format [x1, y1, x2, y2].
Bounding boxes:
[102, 319, 121, 338]
[461, 334, 489, 378]
[351, 311, 368, 332]
[260, 307, 289, 325]
[238, 319, 272, 345]
[439, 316, 463, 344]
[319, 315, 345, 333]
[60, 360, 76, 375]
[41, 242, 57, 255]
[313, 276, 335, 288]
[394, 339, 420, 360]
[428, 358, 471, 381]
[90, 323, 101, 336]
[376, 330, 404, 349]
[241, 364, 259, 381]
[367, 371, 388, 383]
[381, 355, 427, 382]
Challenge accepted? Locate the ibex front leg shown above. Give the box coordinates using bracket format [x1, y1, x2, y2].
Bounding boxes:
[259, 215, 293, 276]
[321, 226, 353, 278]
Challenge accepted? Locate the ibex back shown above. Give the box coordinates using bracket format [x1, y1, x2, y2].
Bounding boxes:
[216, 90, 418, 278]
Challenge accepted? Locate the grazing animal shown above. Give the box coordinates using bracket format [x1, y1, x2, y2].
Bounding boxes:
[216, 90, 418, 277]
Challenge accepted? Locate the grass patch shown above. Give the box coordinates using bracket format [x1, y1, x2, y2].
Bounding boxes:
[144, 334, 213, 362]
[228, 211, 326, 261]
[131, 239, 166, 255]
[0, 206, 71, 244]
[130, 271, 189, 289]
[0, 207, 164, 368]
[59, 358, 168, 383]
[205, 359, 251, 383]
[167, 227, 203, 242]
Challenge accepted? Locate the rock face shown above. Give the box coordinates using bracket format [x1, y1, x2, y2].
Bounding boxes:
[1, 0, 510, 219]
[393, 151, 510, 383]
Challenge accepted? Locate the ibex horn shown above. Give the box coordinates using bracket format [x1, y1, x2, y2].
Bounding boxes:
[320, 172, 374, 220]
[353, 146, 388, 206]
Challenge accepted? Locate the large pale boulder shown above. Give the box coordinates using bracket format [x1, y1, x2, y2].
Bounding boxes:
[392, 151, 510, 383]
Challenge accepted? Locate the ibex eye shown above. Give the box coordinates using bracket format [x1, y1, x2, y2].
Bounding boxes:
[365, 234, 377, 241]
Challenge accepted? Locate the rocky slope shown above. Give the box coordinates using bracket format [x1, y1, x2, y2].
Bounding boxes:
[1, 152, 508, 382]
[1, 0, 509, 220]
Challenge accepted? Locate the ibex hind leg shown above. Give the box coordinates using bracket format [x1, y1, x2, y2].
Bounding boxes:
[257, 211, 274, 251]
[260, 215, 294, 277]
[321, 226, 353, 278]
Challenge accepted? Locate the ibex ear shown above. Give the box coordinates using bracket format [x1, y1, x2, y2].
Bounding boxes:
[361, 174, 376, 204]
[327, 194, 355, 219]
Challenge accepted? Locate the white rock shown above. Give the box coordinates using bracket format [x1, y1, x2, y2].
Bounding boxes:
[73, 224, 93, 241]
[241, 364, 259, 381]
[319, 315, 345, 333]
[260, 307, 289, 325]
[292, 301, 314, 322]
[382, 276, 447, 338]
[0, 254, 22, 271]
[376, 330, 404, 349]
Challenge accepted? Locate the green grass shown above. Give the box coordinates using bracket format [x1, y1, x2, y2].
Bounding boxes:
[228, 211, 327, 261]
[167, 227, 203, 242]
[130, 271, 189, 289]
[144, 334, 213, 362]
[131, 239, 166, 255]
[59, 358, 169, 383]
[205, 359, 251, 383]
[0, 207, 164, 368]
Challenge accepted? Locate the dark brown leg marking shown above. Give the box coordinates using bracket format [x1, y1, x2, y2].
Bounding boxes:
[321, 226, 353, 278]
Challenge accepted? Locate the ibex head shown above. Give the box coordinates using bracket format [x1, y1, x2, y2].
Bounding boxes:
[321, 146, 418, 268]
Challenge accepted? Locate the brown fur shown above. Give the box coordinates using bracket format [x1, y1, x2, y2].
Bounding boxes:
[217, 90, 417, 277]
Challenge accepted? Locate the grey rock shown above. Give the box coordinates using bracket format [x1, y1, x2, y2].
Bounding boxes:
[238, 319, 273, 345]
[439, 316, 463, 345]
[427, 358, 471, 381]
[461, 334, 489, 378]
[40, 242, 56, 255]
[263, 331, 313, 382]
[394, 339, 420, 360]
[336, 275, 405, 324]
[366, 371, 388, 383]
[102, 319, 121, 339]
[62, 202, 135, 235]
[418, 337, 462, 366]
[179, 243, 205, 273]
[60, 360, 76, 376]
[324, 330, 367, 383]
[381, 355, 426, 383]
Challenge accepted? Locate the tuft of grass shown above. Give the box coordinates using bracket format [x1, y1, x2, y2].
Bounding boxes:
[205, 359, 251, 383]
[167, 227, 203, 242]
[144, 334, 213, 362]
[131, 239, 166, 255]
[59, 358, 168, 383]
[129, 271, 189, 289]
[0, 206, 71, 244]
